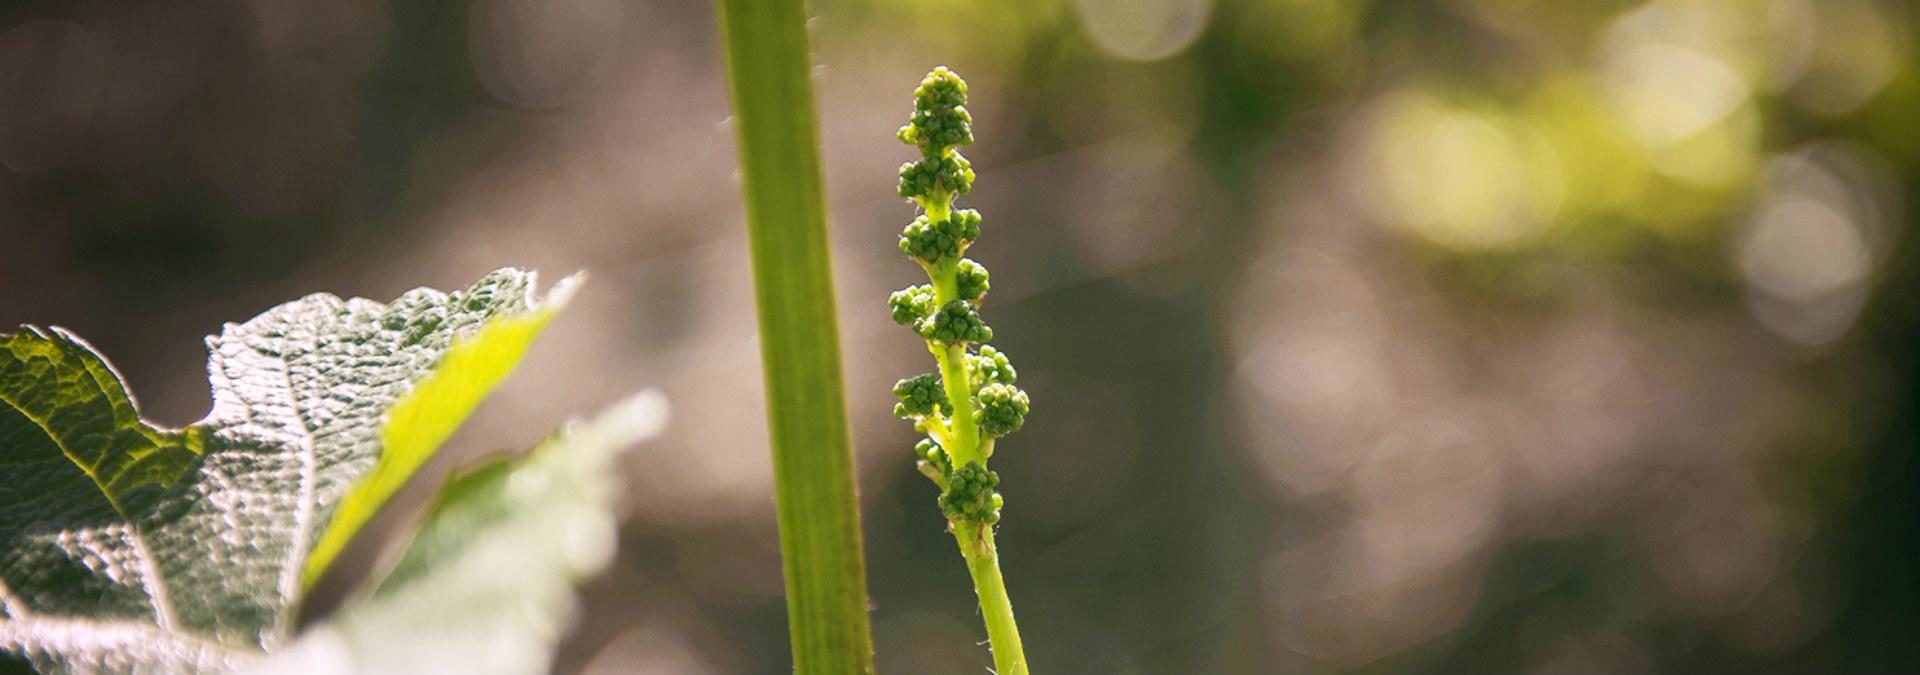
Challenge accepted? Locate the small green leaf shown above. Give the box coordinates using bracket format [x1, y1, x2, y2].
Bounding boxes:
[251, 393, 668, 675]
[1, 269, 571, 674]
[300, 275, 579, 590]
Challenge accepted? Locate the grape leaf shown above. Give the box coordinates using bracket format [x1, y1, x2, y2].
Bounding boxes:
[250, 393, 668, 675]
[300, 279, 576, 591]
[1, 269, 573, 674]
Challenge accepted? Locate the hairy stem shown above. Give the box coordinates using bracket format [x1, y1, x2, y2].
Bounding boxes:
[715, 1, 876, 673]
[955, 524, 1028, 675]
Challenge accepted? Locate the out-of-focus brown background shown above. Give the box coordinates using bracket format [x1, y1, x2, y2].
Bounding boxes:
[3, 0, 1918, 672]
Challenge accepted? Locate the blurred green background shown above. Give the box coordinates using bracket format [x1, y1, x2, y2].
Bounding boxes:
[2, 0, 1917, 672]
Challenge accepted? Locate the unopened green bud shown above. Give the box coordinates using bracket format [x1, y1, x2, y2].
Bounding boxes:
[974, 382, 1029, 437]
[896, 152, 974, 201]
[889, 284, 936, 325]
[897, 210, 982, 265]
[940, 461, 1001, 524]
[915, 437, 951, 475]
[913, 66, 968, 111]
[967, 345, 1017, 389]
[916, 300, 992, 345]
[892, 373, 950, 418]
[912, 107, 972, 150]
[954, 259, 990, 302]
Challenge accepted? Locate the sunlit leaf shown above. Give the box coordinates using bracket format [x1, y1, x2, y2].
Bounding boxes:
[301, 276, 579, 590]
[0, 269, 569, 673]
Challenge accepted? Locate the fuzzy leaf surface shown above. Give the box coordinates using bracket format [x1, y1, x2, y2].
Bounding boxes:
[0, 269, 570, 674]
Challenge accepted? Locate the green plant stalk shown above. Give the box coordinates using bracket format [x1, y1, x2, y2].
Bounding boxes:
[927, 270, 983, 465]
[956, 523, 1027, 674]
[715, 1, 876, 673]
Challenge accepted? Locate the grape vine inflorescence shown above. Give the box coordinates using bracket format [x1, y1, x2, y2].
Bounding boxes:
[887, 67, 1030, 532]
[887, 65, 1032, 675]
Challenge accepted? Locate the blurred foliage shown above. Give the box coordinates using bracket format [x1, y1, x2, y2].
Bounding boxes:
[255, 394, 667, 675]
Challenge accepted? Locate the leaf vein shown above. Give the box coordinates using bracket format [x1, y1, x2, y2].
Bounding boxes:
[0, 392, 180, 631]
[261, 340, 322, 629]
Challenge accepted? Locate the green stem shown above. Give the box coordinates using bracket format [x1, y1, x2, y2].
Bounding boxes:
[715, 1, 875, 673]
[932, 341, 980, 466]
[955, 524, 1028, 675]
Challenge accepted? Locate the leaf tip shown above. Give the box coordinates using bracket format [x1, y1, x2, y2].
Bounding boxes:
[541, 271, 587, 312]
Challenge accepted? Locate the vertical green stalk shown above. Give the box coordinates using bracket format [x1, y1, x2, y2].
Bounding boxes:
[714, 2, 875, 674]
[957, 525, 1025, 674]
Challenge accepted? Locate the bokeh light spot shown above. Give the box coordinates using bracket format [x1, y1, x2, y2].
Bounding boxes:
[1073, 0, 1212, 62]
[470, 0, 625, 109]
[1735, 145, 1901, 346]
[1352, 91, 1563, 252]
